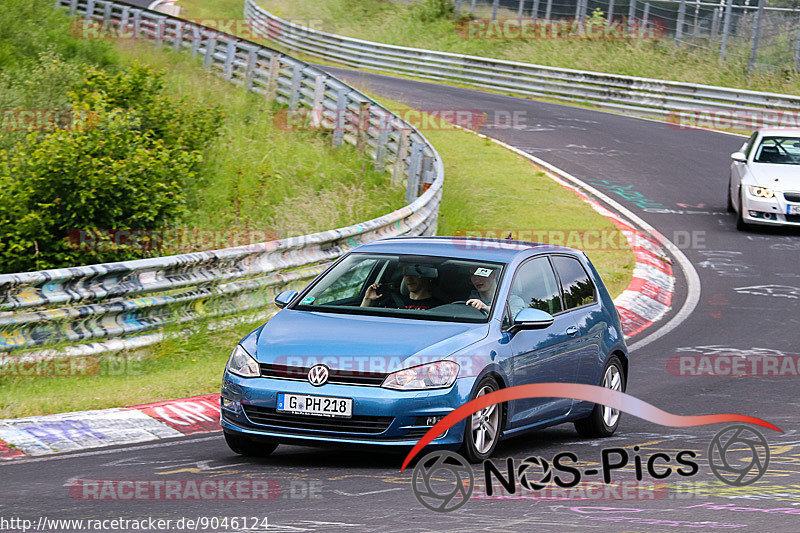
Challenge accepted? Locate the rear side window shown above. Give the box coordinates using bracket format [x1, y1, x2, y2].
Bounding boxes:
[552, 256, 596, 310]
[508, 256, 563, 318]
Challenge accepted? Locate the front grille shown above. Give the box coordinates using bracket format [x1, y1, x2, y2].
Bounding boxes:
[242, 405, 393, 434]
[785, 214, 800, 223]
[784, 192, 800, 203]
[259, 363, 386, 386]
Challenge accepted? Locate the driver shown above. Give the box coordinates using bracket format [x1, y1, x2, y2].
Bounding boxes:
[361, 264, 443, 310]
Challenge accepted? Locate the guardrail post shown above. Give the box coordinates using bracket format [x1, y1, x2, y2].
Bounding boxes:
[190, 25, 201, 56]
[203, 37, 217, 68]
[392, 129, 409, 186]
[455, 0, 462, 16]
[544, 0, 552, 21]
[492, 0, 499, 21]
[121, 5, 129, 28]
[85, 0, 95, 18]
[405, 142, 424, 203]
[420, 154, 434, 196]
[154, 16, 165, 47]
[132, 10, 142, 39]
[311, 75, 326, 128]
[517, 0, 525, 20]
[333, 87, 348, 147]
[224, 40, 237, 79]
[710, 2, 720, 43]
[245, 47, 258, 91]
[794, 13, 800, 72]
[627, 0, 636, 37]
[356, 101, 370, 151]
[288, 63, 303, 110]
[675, 0, 686, 48]
[102, 1, 112, 21]
[747, 0, 767, 73]
[267, 54, 280, 101]
[374, 118, 390, 172]
[719, 0, 733, 61]
[69, 0, 78, 16]
[640, 2, 650, 38]
[531, 0, 539, 22]
[172, 20, 183, 52]
[607, 0, 615, 27]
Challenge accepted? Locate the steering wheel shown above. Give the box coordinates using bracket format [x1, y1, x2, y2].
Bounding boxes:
[451, 300, 489, 316]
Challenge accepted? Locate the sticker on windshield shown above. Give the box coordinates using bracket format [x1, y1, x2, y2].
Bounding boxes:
[301, 296, 315, 304]
[473, 268, 493, 277]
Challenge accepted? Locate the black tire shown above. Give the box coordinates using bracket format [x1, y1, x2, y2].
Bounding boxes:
[224, 431, 278, 457]
[574, 355, 626, 438]
[459, 376, 502, 463]
[726, 179, 735, 213]
[736, 189, 749, 231]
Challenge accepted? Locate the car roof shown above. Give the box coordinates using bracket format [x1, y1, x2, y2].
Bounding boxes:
[756, 128, 800, 136]
[352, 236, 581, 263]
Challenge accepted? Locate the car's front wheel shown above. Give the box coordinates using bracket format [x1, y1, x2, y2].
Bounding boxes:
[736, 189, 750, 231]
[574, 355, 625, 438]
[224, 431, 278, 457]
[459, 376, 502, 463]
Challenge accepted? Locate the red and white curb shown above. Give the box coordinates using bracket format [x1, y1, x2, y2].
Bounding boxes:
[0, 394, 220, 459]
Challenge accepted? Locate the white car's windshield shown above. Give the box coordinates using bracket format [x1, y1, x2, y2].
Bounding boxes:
[753, 136, 800, 165]
[293, 253, 505, 323]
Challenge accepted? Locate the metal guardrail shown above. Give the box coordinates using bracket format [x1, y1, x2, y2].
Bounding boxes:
[0, 0, 444, 353]
[245, 0, 800, 130]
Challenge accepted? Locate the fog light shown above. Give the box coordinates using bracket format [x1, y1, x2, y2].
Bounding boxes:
[426, 416, 442, 426]
[221, 397, 240, 412]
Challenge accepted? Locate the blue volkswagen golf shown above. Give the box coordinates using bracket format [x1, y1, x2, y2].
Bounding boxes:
[220, 237, 628, 461]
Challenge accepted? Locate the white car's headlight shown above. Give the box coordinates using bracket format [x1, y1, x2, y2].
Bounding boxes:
[748, 186, 774, 199]
[226, 345, 260, 378]
[382, 361, 459, 390]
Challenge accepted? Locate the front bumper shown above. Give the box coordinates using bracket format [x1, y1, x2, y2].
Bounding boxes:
[220, 371, 476, 448]
[741, 192, 800, 226]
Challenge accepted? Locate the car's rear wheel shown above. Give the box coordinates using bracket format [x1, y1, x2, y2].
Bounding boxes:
[736, 189, 749, 231]
[459, 376, 502, 463]
[574, 355, 625, 438]
[224, 431, 278, 457]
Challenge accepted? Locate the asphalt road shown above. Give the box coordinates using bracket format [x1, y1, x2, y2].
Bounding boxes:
[3, 68, 800, 532]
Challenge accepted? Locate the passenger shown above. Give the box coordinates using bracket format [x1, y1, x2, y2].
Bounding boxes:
[465, 267, 498, 313]
[361, 264, 443, 310]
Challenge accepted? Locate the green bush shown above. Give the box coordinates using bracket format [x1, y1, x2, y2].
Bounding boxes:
[412, 0, 455, 22]
[0, 64, 223, 273]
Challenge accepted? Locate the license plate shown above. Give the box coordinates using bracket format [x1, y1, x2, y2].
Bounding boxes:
[787, 205, 800, 215]
[276, 393, 353, 418]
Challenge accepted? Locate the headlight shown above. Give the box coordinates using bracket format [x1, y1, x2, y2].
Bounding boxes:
[748, 186, 774, 198]
[226, 345, 260, 378]
[382, 361, 459, 390]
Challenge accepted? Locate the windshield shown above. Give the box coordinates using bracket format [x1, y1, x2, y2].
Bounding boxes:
[293, 253, 506, 323]
[753, 136, 800, 165]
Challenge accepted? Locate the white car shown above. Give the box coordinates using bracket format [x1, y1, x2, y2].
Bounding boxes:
[728, 128, 800, 230]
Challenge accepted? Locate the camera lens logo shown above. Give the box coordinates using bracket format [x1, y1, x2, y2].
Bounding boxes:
[708, 425, 770, 486]
[411, 451, 473, 512]
[518, 456, 552, 491]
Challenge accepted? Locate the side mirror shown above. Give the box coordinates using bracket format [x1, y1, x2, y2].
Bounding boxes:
[508, 308, 555, 334]
[731, 152, 747, 163]
[274, 289, 299, 309]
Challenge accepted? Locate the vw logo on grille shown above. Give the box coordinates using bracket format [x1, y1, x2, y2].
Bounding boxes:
[308, 364, 329, 386]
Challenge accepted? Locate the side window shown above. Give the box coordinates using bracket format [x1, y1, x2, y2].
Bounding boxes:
[552, 256, 596, 310]
[508, 257, 563, 319]
[314, 259, 378, 304]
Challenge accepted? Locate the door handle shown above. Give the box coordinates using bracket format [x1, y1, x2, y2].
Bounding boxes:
[566, 326, 579, 337]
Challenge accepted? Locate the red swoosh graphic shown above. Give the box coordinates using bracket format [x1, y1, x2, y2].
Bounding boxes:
[400, 383, 781, 472]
